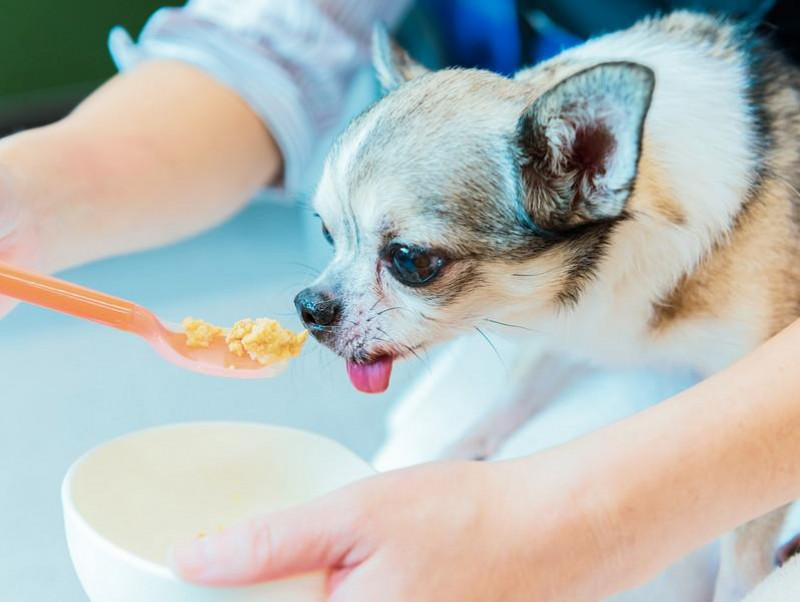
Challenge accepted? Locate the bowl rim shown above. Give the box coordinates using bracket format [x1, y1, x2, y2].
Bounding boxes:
[61, 420, 374, 582]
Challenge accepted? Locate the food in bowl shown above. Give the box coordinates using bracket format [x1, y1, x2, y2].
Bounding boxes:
[182, 317, 308, 364]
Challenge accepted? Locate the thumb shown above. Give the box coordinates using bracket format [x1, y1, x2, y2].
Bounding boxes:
[169, 495, 359, 586]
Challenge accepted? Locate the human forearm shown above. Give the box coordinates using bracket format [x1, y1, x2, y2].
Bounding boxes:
[0, 60, 281, 272]
[518, 318, 800, 595]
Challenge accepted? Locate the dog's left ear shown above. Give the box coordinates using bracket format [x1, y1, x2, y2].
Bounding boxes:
[372, 23, 430, 93]
[518, 62, 655, 231]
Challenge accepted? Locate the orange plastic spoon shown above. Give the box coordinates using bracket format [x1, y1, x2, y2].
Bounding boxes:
[0, 261, 286, 379]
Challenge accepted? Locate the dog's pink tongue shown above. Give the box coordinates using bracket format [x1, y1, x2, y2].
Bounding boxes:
[346, 357, 393, 393]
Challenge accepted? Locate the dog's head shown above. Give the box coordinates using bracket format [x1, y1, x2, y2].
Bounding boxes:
[295, 28, 655, 393]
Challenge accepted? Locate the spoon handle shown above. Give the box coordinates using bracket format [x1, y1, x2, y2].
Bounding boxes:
[0, 261, 139, 332]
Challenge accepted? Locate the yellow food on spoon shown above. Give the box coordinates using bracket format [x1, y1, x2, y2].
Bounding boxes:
[227, 318, 308, 364]
[182, 317, 225, 348]
[182, 316, 307, 365]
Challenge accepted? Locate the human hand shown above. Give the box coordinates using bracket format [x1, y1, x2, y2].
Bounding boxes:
[170, 458, 622, 602]
[0, 165, 39, 319]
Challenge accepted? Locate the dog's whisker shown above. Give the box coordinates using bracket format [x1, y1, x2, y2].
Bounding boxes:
[775, 173, 800, 203]
[422, 347, 433, 365]
[279, 261, 322, 276]
[294, 194, 315, 214]
[482, 318, 537, 332]
[512, 265, 563, 278]
[370, 325, 430, 371]
[319, 354, 341, 369]
[273, 282, 318, 299]
[371, 336, 399, 354]
[400, 343, 431, 373]
[271, 311, 302, 318]
[376, 306, 407, 317]
[374, 327, 402, 347]
[474, 326, 507, 374]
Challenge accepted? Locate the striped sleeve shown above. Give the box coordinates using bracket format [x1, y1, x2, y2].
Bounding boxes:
[109, 0, 412, 194]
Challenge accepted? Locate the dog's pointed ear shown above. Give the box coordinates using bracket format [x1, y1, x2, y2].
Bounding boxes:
[372, 23, 430, 93]
[518, 62, 655, 231]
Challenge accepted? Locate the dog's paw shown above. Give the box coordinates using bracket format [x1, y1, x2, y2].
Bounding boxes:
[777, 533, 800, 566]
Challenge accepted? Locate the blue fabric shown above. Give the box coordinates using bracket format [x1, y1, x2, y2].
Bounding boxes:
[426, 0, 521, 75]
[416, 0, 780, 73]
[416, 0, 583, 74]
[527, 13, 584, 63]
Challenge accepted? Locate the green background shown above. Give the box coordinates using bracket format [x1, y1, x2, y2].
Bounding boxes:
[0, 1, 179, 132]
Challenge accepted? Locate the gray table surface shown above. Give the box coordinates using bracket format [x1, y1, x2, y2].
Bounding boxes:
[0, 202, 414, 601]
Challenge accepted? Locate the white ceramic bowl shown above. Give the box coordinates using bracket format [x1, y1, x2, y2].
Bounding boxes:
[62, 422, 375, 602]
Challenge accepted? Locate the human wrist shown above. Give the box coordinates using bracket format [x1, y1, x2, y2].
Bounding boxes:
[532, 387, 748, 598]
[492, 451, 629, 600]
[0, 122, 103, 272]
[565, 446, 653, 595]
[0, 144, 44, 270]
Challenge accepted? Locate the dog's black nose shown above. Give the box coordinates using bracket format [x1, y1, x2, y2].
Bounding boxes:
[294, 287, 341, 329]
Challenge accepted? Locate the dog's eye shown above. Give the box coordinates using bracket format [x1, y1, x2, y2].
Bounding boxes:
[384, 243, 444, 287]
[321, 223, 334, 246]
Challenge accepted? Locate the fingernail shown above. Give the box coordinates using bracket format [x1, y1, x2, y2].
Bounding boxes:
[167, 539, 209, 579]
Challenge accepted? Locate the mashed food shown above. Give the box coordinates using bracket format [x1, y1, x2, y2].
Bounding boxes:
[227, 318, 308, 364]
[182, 316, 307, 365]
[182, 317, 226, 348]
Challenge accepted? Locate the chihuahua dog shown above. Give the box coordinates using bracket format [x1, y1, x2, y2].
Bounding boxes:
[294, 11, 800, 601]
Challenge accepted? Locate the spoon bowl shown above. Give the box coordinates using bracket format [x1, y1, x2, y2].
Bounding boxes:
[0, 261, 290, 378]
[141, 312, 288, 378]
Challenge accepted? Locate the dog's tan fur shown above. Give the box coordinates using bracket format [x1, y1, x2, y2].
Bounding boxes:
[634, 157, 687, 226]
[647, 55, 800, 343]
[651, 175, 800, 340]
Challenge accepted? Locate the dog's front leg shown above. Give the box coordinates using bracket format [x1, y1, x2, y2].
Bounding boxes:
[714, 504, 792, 602]
[441, 353, 588, 461]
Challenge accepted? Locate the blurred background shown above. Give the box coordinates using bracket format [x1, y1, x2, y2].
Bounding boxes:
[0, 1, 180, 135]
